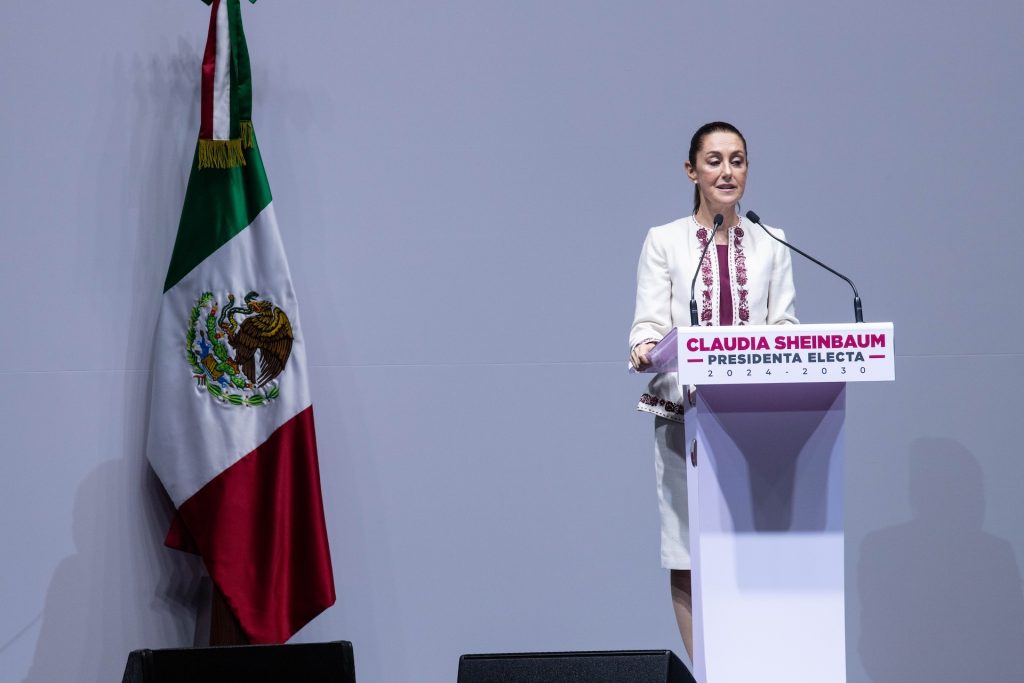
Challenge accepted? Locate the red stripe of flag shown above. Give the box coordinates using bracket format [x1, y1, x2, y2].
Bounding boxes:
[199, 0, 220, 140]
[165, 405, 336, 643]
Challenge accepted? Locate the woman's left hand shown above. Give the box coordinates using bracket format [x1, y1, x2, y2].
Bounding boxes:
[630, 341, 657, 370]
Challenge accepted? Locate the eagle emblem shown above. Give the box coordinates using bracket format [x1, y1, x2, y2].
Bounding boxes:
[185, 291, 293, 406]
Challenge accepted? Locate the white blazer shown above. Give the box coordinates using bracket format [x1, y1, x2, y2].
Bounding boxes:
[629, 214, 798, 415]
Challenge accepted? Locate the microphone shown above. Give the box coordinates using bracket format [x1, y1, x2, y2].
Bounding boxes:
[745, 210, 864, 323]
[689, 213, 724, 326]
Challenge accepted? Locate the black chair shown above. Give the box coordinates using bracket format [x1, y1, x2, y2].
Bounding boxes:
[121, 640, 356, 683]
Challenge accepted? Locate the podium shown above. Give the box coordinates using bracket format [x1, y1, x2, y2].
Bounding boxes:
[646, 323, 894, 683]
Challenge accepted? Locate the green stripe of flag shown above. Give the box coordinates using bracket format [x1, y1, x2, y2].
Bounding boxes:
[229, 0, 253, 126]
[163, 136, 272, 292]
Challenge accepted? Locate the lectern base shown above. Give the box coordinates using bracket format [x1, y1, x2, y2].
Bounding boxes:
[690, 383, 847, 683]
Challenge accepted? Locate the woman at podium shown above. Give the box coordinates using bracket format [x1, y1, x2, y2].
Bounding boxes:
[628, 121, 797, 658]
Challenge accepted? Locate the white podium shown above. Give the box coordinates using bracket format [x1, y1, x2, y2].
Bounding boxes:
[670, 323, 894, 682]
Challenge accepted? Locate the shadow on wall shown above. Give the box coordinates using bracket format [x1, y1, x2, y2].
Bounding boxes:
[22, 37, 207, 683]
[21, 460, 204, 683]
[857, 437, 1024, 682]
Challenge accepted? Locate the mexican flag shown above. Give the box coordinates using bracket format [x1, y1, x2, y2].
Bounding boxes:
[146, 0, 335, 643]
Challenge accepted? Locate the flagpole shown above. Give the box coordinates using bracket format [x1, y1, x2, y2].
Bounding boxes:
[210, 586, 249, 646]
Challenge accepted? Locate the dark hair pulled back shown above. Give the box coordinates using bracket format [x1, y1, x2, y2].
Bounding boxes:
[688, 121, 747, 213]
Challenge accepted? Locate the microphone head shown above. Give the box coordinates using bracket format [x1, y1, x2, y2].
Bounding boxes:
[713, 213, 724, 227]
[745, 210, 761, 224]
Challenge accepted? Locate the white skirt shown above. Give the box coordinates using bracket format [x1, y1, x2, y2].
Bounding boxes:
[654, 416, 690, 569]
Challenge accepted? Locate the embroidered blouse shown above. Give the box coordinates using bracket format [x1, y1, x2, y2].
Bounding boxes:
[629, 214, 798, 421]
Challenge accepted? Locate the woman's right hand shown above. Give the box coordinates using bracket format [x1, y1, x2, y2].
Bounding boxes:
[630, 341, 658, 370]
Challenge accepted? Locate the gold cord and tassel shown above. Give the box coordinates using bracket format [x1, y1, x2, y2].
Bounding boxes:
[198, 138, 246, 169]
[240, 120, 254, 149]
[197, 122, 255, 170]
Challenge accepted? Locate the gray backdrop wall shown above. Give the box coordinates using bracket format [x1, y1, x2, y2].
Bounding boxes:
[2, 2, 1022, 682]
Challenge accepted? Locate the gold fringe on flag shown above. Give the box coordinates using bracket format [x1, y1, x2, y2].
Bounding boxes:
[240, 121, 254, 149]
[198, 138, 247, 169]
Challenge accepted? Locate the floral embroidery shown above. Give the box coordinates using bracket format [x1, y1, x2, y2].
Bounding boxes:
[694, 216, 748, 325]
[639, 393, 684, 416]
[696, 226, 714, 324]
[733, 227, 749, 324]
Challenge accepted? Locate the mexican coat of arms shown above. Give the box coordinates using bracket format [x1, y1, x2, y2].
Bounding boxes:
[186, 291, 293, 406]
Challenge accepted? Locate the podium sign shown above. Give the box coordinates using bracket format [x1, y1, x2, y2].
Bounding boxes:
[675, 322, 894, 386]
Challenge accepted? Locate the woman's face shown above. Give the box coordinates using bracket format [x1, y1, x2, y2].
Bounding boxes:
[686, 131, 748, 210]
